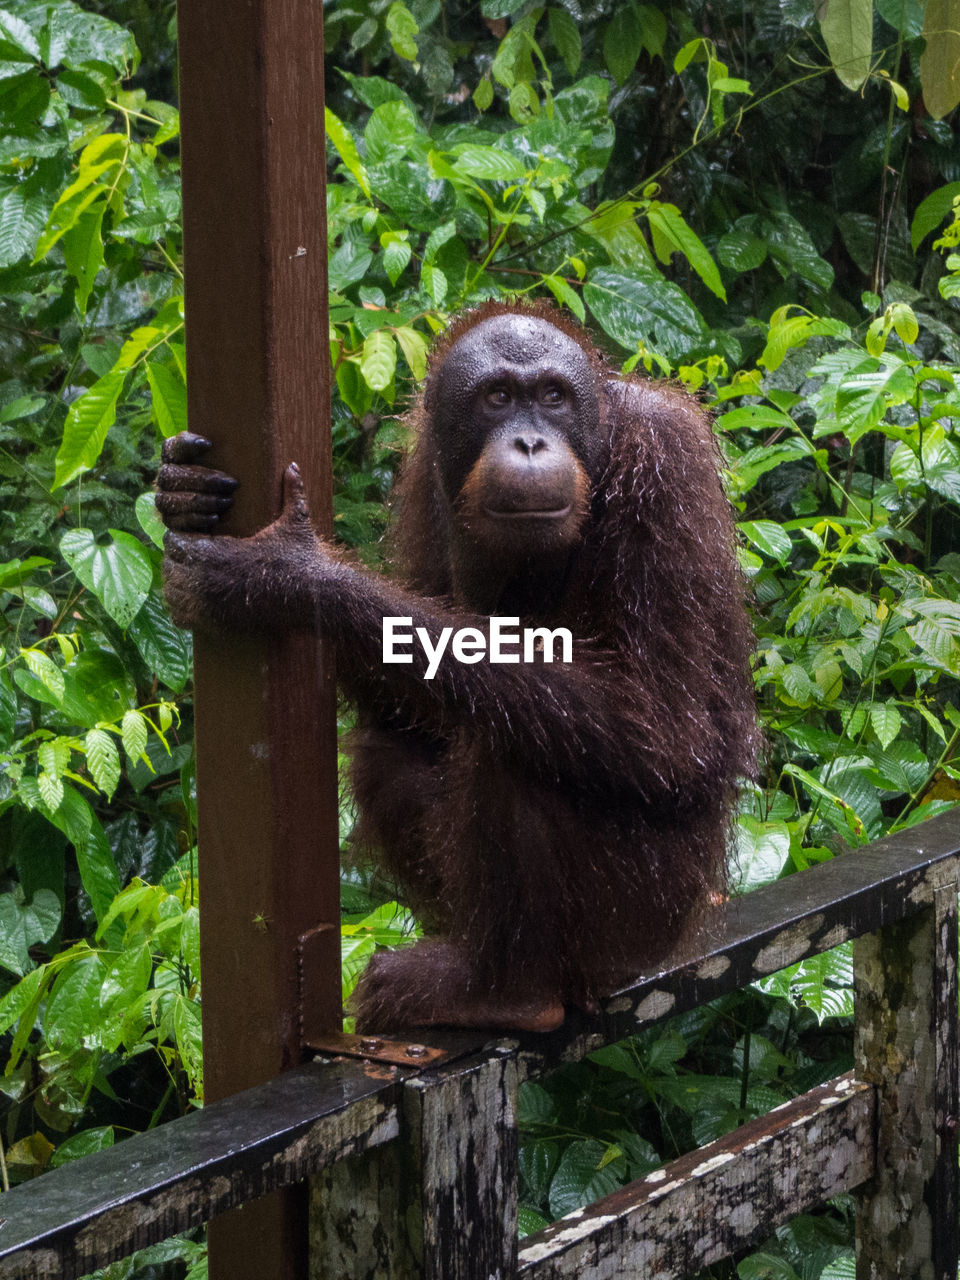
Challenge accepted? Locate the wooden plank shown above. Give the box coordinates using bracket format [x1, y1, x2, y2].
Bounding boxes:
[854, 877, 960, 1280]
[514, 809, 960, 1077]
[0, 1060, 403, 1280]
[932, 884, 959, 1280]
[413, 1051, 519, 1279]
[310, 1049, 519, 1279]
[518, 1073, 876, 1279]
[175, 1, 336, 1276]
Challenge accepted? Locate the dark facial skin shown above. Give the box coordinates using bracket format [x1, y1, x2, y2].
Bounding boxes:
[156, 302, 758, 1035]
[428, 314, 599, 602]
[430, 312, 602, 502]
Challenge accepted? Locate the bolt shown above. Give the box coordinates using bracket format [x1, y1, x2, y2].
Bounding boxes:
[404, 1043, 428, 1059]
[359, 1038, 382, 1054]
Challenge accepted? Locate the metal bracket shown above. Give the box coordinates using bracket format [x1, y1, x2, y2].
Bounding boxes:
[303, 1029, 459, 1067]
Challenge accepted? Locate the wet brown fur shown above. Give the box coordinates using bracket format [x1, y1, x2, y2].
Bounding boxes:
[346, 300, 758, 1027]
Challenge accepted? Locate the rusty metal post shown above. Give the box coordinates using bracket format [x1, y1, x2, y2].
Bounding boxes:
[176, 3, 339, 1277]
[854, 874, 960, 1280]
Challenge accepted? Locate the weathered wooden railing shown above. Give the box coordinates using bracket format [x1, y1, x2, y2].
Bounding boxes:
[1, 810, 958, 1280]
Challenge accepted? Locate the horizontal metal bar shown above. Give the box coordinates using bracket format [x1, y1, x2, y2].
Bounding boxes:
[0, 1058, 406, 1280]
[513, 808, 960, 1075]
[519, 1072, 876, 1278]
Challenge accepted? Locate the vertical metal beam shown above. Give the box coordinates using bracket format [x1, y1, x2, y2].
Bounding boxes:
[309, 1049, 519, 1279]
[176, 3, 338, 1277]
[854, 873, 960, 1280]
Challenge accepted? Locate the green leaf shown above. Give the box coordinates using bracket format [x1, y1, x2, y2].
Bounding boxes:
[450, 144, 527, 182]
[60, 528, 152, 628]
[647, 202, 726, 300]
[421, 261, 447, 307]
[908, 617, 960, 674]
[738, 1252, 802, 1279]
[717, 405, 796, 432]
[820, 1257, 856, 1280]
[85, 728, 120, 798]
[99, 939, 152, 1024]
[0, 889, 61, 976]
[121, 709, 149, 764]
[548, 8, 581, 75]
[783, 763, 868, 842]
[891, 426, 960, 503]
[518, 1207, 550, 1238]
[325, 108, 371, 199]
[819, 0, 873, 90]
[890, 302, 919, 345]
[59, 650, 134, 728]
[128, 593, 192, 691]
[674, 38, 704, 73]
[365, 101, 417, 165]
[38, 738, 71, 779]
[549, 1138, 623, 1218]
[0, 966, 44, 1036]
[781, 662, 815, 705]
[35, 157, 118, 260]
[386, 1, 418, 61]
[172, 994, 203, 1091]
[37, 769, 64, 811]
[603, 5, 643, 86]
[423, 219, 456, 265]
[20, 648, 65, 704]
[382, 239, 412, 285]
[920, 0, 960, 119]
[0, 10, 40, 60]
[638, 5, 667, 56]
[146, 361, 188, 438]
[787, 946, 854, 1022]
[910, 181, 960, 250]
[53, 365, 125, 488]
[50, 1127, 114, 1168]
[738, 520, 792, 563]
[834, 360, 917, 444]
[360, 330, 397, 393]
[814, 659, 843, 701]
[870, 702, 902, 749]
[717, 225, 767, 272]
[473, 76, 494, 112]
[57, 67, 107, 111]
[61, 204, 105, 315]
[135, 491, 167, 550]
[44, 5, 136, 68]
[732, 816, 791, 892]
[77, 819, 121, 923]
[0, 179, 49, 268]
[44, 952, 106, 1048]
[764, 213, 834, 291]
[542, 273, 586, 322]
[395, 325, 429, 380]
[583, 267, 705, 363]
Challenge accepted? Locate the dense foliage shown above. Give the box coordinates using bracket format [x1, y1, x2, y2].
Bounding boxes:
[0, 0, 958, 1275]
